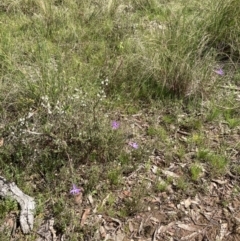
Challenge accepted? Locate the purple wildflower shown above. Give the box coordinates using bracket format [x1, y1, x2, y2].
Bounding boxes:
[70, 184, 81, 195]
[128, 141, 138, 149]
[214, 68, 224, 76]
[111, 121, 120, 130]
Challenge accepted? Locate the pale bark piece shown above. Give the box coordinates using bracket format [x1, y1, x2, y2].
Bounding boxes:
[0, 176, 35, 234]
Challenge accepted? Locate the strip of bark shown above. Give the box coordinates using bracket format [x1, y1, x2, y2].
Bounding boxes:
[0, 176, 35, 234]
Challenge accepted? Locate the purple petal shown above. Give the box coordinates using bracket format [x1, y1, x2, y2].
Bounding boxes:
[70, 184, 81, 195]
[129, 142, 138, 149]
[111, 121, 120, 130]
[214, 68, 224, 75]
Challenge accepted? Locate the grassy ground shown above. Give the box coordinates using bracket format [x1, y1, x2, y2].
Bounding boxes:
[0, 0, 240, 240]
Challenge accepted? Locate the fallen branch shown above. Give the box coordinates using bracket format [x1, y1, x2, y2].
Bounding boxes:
[0, 176, 35, 234]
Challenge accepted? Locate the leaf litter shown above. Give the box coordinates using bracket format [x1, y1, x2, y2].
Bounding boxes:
[4, 87, 240, 241]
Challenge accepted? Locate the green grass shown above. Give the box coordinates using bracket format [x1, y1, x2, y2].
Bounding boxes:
[189, 163, 203, 181]
[0, 0, 240, 240]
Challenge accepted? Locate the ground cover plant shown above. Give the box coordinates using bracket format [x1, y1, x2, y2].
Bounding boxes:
[0, 0, 240, 240]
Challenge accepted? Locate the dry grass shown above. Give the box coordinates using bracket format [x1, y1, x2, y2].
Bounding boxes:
[0, 0, 240, 240]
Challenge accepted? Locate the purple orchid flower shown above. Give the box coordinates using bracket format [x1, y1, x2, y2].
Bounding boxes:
[70, 184, 81, 195]
[111, 121, 120, 130]
[214, 68, 224, 76]
[128, 141, 138, 149]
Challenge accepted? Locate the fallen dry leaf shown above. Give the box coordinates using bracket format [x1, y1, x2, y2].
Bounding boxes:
[80, 208, 91, 227]
[99, 225, 106, 239]
[150, 217, 159, 224]
[118, 190, 131, 199]
[151, 165, 158, 174]
[158, 221, 175, 233]
[177, 223, 199, 232]
[161, 170, 180, 178]
[110, 217, 122, 228]
[181, 197, 192, 209]
[180, 232, 199, 240]
[87, 194, 94, 206]
[212, 179, 228, 185]
[115, 229, 125, 241]
[100, 194, 110, 208]
[74, 192, 83, 205]
[128, 221, 134, 233]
